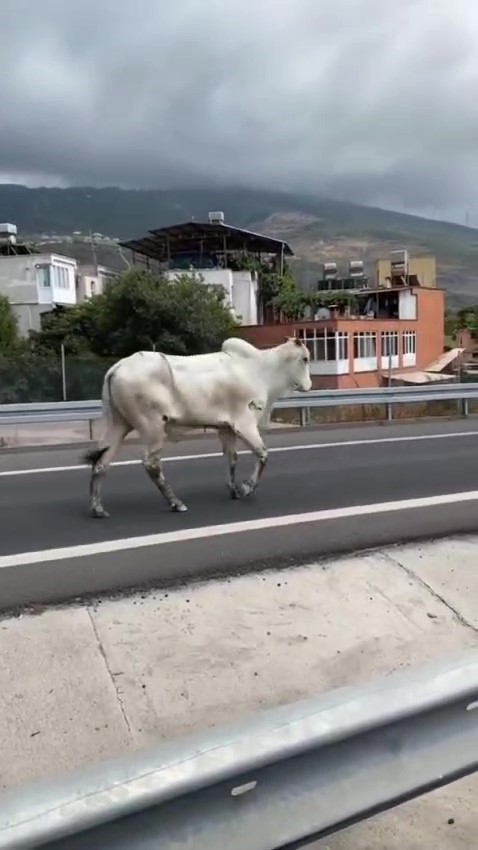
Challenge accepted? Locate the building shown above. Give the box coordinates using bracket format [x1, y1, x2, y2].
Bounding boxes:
[239, 251, 448, 389]
[118, 216, 449, 388]
[375, 253, 437, 289]
[120, 212, 293, 326]
[0, 224, 77, 336]
[0, 224, 121, 335]
[76, 264, 118, 300]
[455, 326, 478, 377]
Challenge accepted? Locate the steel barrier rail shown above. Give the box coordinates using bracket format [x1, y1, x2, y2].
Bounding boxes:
[1, 382, 478, 426]
[0, 651, 477, 850]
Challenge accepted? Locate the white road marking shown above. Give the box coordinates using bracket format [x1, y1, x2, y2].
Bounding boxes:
[1, 489, 478, 569]
[1, 429, 477, 478]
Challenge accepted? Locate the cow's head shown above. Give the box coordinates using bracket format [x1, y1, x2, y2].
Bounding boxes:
[282, 336, 312, 392]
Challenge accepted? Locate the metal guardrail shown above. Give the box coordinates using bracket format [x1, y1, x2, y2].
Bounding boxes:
[0, 382, 478, 426]
[0, 650, 477, 849]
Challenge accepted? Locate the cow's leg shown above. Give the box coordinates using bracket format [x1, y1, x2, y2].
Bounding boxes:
[84, 422, 130, 518]
[233, 416, 269, 497]
[218, 426, 240, 499]
[143, 434, 188, 513]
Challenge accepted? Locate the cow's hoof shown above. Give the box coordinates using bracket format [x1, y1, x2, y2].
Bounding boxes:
[90, 506, 110, 519]
[172, 502, 188, 513]
[240, 480, 255, 497]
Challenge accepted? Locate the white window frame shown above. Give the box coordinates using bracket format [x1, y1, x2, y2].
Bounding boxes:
[353, 331, 376, 358]
[402, 330, 417, 367]
[402, 331, 416, 355]
[382, 331, 399, 357]
[336, 331, 348, 361]
[297, 329, 349, 374]
[353, 331, 377, 372]
[52, 264, 70, 289]
[381, 331, 399, 369]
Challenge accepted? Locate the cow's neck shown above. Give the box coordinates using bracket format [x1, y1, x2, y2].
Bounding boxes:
[259, 348, 295, 402]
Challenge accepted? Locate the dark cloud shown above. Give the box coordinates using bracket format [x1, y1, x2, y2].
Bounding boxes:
[1, 0, 478, 221]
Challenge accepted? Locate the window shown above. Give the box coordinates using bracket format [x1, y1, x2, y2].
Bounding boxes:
[353, 332, 376, 358]
[36, 266, 50, 287]
[90, 279, 96, 295]
[298, 329, 348, 361]
[52, 265, 70, 289]
[382, 331, 399, 357]
[336, 332, 348, 360]
[403, 331, 416, 355]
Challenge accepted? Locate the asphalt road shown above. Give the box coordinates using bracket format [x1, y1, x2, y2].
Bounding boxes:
[1, 419, 478, 610]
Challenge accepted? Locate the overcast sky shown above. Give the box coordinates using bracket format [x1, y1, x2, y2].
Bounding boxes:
[2, 0, 478, 223]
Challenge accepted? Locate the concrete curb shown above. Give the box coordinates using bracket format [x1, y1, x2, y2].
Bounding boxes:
[1, 413, 476, 456]
[1, 503, 478, 615]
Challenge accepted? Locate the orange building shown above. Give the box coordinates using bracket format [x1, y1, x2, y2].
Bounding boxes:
[239, 254, 447, 389]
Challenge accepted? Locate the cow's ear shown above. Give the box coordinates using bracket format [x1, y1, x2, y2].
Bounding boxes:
[293, 336, 302, 347]
[284, 335, 292, 343]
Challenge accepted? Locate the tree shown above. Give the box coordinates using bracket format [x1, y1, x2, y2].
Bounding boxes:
[272, 267, 308, 320]
[31, 269, 240, 358]
[0, 295, 19, 354]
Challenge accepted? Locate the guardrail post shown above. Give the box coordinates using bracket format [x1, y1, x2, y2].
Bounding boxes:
[300, 406, 311, 427]
[386, 403, 393, 422]
[463, 398, 469, 418]
[88, 420, 93, 441]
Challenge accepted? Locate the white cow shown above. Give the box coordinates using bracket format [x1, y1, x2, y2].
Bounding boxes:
[83, 336, 312, 517]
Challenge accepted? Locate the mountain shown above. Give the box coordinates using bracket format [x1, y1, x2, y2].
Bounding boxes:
[1, 184, 478, 306]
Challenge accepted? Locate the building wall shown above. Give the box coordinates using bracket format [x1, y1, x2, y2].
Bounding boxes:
[238, 287, 445, 389]
[0, 253, 77, 335]
[375, 256, 436, 288]
[415, 287, 445, 368]
[76, 264, 118, 301]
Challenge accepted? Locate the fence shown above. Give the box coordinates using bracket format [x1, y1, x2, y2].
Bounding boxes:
[0, 650, 477, 849]
[1, 383, 478, 428]
[0, 353, 116, 404]
[0, 352, 473, 407]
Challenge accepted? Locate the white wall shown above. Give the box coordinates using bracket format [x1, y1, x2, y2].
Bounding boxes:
[76, 265, 118, 301]
[310, 361, 349, 375]
[166, 268, 258, 325]
[230, 270, 258, 326]
[0, 254, 38, 306]
[399, 290, 417, 320]
[354, 356, 378, 373]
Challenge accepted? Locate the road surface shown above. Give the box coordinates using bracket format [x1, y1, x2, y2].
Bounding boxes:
[1, 419, 478, 609]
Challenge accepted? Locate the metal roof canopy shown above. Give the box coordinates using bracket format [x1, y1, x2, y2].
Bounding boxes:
[120, 220, 294, 262]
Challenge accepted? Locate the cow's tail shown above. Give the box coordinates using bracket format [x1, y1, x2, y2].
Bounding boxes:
[82, 363, 121, 467]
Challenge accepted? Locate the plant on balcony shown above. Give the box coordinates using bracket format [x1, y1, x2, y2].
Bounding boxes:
[308, 290, 359, 316]
[272, 267, 309, 320]
[222, 254, 313, 321]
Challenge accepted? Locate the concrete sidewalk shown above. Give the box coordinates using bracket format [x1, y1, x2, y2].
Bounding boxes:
[0, 536, 477, 848]
[0, 417, 295, 450]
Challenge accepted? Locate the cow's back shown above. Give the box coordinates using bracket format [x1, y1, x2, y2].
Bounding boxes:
[109, 348, 260, 429]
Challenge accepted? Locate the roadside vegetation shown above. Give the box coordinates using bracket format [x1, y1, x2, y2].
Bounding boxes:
[0, 270, 240, 402]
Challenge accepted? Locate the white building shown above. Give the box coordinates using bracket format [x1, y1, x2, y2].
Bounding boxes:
[165, 268, 259, 325]
[0, 251, 77, 336]
[76, 264, 118, 301]
[120, 211, 293, 327]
